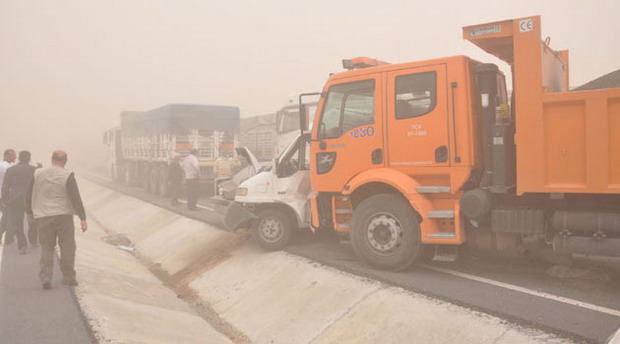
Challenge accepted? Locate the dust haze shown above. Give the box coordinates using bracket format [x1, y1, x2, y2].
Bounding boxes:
[1, 0, 619, 170]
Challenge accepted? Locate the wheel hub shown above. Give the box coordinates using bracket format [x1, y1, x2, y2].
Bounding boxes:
[259, 217, 284, 242]
[366, 213, 403, 253]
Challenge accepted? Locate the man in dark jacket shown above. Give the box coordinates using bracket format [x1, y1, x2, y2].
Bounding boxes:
[168, 154, 184, 206]
[0, 148, 16, 244]
[1, 151, 36, 254]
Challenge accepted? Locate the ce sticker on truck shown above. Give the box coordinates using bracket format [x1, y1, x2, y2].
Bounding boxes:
[350, 126, 375, 138]
[519, 18, 533, 33]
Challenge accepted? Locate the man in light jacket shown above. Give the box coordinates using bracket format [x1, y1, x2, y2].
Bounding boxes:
[183, 148, 200, 210]
[26, 150, 87, 289]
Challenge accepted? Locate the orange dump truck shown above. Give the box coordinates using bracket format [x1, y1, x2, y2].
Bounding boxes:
[303, 16, 620, 270]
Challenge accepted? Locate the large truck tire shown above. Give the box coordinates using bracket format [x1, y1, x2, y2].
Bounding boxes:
[350, 193, 422, 271]
[124, 164, 131, 185]
[158, 166, 169, 196]
[149, 166, 159, 194]
[250, 208, 294, 251]
[115, 165, 126, 183]
[124, 162, 138, 186]
[141, 164, 151, 192]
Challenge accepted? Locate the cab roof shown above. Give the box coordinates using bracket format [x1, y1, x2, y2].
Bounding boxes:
[327, 55, 471, 81]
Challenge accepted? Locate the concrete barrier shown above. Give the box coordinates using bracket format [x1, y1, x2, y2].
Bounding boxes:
[74, 207, 232, 343]
[79, 179, 574, 344]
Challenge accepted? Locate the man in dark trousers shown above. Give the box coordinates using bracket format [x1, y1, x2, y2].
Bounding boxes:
[26, 150, 87, 289]
[168, 153, 184, 206]
[1, 150, 36, 254]
[0, 148, 16, 244]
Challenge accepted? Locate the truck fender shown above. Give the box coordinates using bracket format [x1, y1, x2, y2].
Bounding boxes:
[257, 202, 303, 229]
[342, 168, 435, 222]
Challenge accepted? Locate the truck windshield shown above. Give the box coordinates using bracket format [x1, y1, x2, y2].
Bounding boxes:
[279, 111, 299, 134]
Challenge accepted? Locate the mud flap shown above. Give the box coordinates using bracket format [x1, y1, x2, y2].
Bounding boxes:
[202, 196, 257, 231]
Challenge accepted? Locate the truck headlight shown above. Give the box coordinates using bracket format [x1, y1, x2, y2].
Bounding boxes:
[316, 152, 336, 175]
[236, 187, 248, 196]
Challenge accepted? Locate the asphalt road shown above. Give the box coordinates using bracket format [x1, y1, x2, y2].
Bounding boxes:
[85, 172, 620, 344]
[0, 242, 93, 343]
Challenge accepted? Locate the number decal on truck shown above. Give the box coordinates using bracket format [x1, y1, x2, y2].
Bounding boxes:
[350, 126, 375, 139]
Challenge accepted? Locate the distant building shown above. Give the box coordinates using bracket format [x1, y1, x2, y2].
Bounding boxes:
[240, 113, 276, 161]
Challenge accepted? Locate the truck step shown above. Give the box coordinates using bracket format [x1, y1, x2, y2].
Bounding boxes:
[416, 186, 451, 194]
[426, 232, 456, 239]
[432, 245, 459, 262]
[427, 210, 455, 219]
[338, 223, 350, 229]
[335, 209, 353, 215]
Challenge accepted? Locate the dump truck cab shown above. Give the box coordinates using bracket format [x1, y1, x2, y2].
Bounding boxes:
[309, 55, 488, 243]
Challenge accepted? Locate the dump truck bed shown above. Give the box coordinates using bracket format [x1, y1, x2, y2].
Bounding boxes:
[464, 16, 620, 195]
[524, 88, 620, 194]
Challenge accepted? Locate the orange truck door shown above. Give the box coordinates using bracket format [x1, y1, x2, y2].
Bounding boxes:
[312, 73, 384, 192]
[386, 65, 450, 168]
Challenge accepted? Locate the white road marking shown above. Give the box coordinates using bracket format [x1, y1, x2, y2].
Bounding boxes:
[421, 264, 620, 318]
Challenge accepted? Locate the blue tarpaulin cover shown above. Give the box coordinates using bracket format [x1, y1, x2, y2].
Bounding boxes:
[121, 104, 240, 137]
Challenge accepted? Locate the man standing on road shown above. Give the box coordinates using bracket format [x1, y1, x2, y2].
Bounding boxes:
[26, 150, 87, 289]
[0, 149, 16, 244]
[168, 153, 184, 206]
[183, 148, 200, 210]
[1, 151, 36, 254]
[214, 154, 239, 179]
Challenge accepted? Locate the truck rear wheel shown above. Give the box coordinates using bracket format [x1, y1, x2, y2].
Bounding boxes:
[125, 163, 137, 186]
[251, 208, 294, 251]
[158, 167, 169, 196]
[351, 193, 422, 271]
[141, 164, 150, 191]
[149, 167, 159, 194]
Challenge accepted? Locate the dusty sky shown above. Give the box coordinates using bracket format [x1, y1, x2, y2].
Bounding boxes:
[0, 0, 618, 164]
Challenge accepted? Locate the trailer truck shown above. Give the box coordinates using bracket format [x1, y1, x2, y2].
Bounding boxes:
[103, 104, 240, 195]
[301, 16, 620, 270]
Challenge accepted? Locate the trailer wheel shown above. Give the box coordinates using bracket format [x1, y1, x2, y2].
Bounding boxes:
[149, 167, 159, 194]
[351, 193, 422, 271]
[141, 164, 150, 191]
[125, 163, 137, 186]
[114, 165, 125, 183]
[124, 165, 131, 185]
[251, 208, 294, 251]
[158, 167, 169, 196]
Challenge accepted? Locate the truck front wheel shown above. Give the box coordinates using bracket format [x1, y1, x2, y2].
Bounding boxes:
[251, 208, 294, 251]
[351, 193, 422, 271]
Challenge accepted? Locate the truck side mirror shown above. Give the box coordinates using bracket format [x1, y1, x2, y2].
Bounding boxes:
[272, 157, 279, 176]
[299, 104, 306, 131]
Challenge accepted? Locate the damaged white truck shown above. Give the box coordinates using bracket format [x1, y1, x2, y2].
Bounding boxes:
[207, 133, 312, 250]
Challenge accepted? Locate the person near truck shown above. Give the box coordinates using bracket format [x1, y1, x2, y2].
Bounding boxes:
[0, 148, 16, 244]
[168, 153, 184, 206]
[1, 151, 36, 254]
[26, 150, 87, 289]
[213, 154, 239, 179]
[183, 148, 200, 210]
